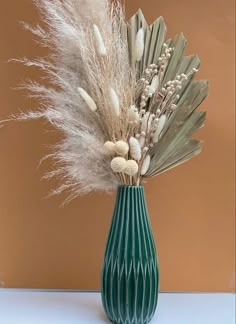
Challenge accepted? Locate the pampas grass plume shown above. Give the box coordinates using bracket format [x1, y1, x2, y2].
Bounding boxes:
[115, 140, 129, 156]
[93, 24, 107, 56]
[141, 155, 150, 175]
[129, 136, 141, 161]
[135, 28, 145, 62]
[109, 87, 120, 116]
[124, 160, 139, 176]
[78, 87, 97, 112]
[104, 141, 116, 155]
[153, 114, 167, 143]
[111, 157, 127, 173]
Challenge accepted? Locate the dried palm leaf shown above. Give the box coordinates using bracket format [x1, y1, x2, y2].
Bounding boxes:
[128, 10, 208, 180]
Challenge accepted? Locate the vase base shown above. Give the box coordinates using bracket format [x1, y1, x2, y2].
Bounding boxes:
[107, 314, 155, 324]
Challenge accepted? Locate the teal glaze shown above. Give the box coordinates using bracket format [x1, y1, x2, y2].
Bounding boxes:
[101, 185, 159, 324]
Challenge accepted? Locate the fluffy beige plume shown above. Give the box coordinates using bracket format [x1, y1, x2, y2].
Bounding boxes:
[109, 88, 120, 116]
[135, 28, 145, 62]
[78, 87, 97, 112]
[129, 137, 141, 161]
[15, 0, 130, 199]
[153, 115, 167, 143]
[124, 160, 139, 176]
[115, 141, 129, 156]
[93, 24, 107, 56]
[111, 157, 127, 173]
[141, 155, 151, 175]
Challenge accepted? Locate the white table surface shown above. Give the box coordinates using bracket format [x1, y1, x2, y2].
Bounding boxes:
[0, 290, 235, 324]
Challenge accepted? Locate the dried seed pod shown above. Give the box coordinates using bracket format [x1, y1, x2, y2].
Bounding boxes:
[128, 105, 140, 122]
[124, 160, 139, 176]
[93, 24, 106, 56]
[139, 136, 146, 148]
[153, 114, 167, 143]
[129, 137, 142, 161]
[135, 28, 144, 62]
[104, 141, 116, 155]
[141, 155, 150, 175]
[141, 112, 152, 133]
[78, 87, 97, 112]
[110, 157, 126, 173]
[109, 88, 120, 116]
[115, 140, 129, 156]
[149, 76, 159, 96]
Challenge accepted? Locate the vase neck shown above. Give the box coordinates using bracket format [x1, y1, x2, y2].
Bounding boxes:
[105, 184, 156, 260]
[114, 185, 147, 216]
[117, 185, 145, 195]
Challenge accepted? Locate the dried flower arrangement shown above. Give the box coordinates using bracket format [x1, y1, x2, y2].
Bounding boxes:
[14, 0, 208, 201]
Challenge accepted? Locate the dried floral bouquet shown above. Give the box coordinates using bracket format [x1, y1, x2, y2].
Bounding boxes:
[14, 0, 208, 201]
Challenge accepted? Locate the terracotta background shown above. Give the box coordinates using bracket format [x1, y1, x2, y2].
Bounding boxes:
[0, 0, 235, 292]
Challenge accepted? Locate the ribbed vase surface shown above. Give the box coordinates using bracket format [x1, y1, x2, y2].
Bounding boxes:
[101, 185, 159, 324]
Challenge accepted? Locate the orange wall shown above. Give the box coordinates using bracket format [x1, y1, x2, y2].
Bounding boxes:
[0, 0, 235, 292]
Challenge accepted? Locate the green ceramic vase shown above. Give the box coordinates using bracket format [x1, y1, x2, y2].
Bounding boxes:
[101, 185, 159, 324]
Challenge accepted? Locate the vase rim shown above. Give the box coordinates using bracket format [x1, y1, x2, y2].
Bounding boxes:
[118, 185, 144, 188]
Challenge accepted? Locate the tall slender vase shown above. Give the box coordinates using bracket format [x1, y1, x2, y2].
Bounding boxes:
[101, 185, 159, 324]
